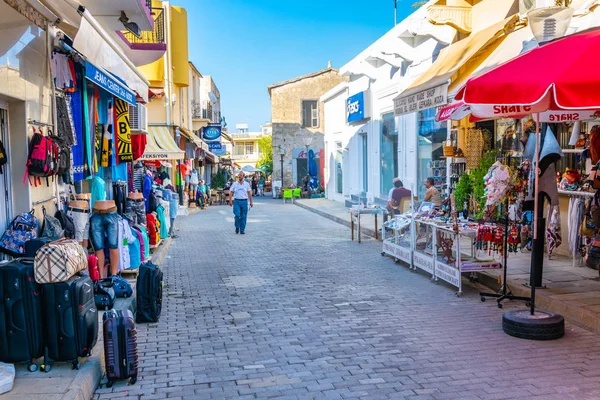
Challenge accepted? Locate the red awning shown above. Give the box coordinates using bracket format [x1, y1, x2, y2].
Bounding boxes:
[457, 27, 600, 111]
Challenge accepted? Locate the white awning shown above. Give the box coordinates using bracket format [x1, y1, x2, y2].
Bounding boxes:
[39, 1, 149, 102]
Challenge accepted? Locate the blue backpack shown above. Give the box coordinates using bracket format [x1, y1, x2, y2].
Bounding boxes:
[0, 210, 39, 257]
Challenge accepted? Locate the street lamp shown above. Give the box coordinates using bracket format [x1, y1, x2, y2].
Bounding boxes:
[278, 145, 285, 190]
[528, 5, 573, 44]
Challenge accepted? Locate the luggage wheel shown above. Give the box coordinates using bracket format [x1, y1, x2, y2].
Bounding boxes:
[129, 376, 137, 385]
[72, 361, 80, 370]
[27, 363, 38, 372]
[40, 364, 51, 373]
[106, 379, 115, 388]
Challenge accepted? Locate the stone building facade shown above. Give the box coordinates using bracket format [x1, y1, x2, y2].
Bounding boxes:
[268, 66, 347, 188]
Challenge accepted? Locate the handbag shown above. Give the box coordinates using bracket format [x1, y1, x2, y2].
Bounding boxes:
[582, 198, 596, 238]
[33, 238, 87, 283]
[587, 234, 600, 270]
[589, 163, 600, 190]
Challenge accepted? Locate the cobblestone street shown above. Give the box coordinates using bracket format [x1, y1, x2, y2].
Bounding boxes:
[96, 199, 600, 400]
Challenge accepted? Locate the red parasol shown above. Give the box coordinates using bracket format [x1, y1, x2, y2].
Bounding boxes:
[454, 27, 600, 318]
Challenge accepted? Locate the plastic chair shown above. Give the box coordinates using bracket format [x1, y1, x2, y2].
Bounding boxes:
[293, 188, 301, 199]
[283, 189, 293, 204]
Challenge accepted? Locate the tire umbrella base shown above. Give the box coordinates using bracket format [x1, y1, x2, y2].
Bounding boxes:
[502, 310, 564, 341]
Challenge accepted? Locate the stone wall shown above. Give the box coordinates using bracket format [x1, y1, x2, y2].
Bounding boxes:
[270, 69, 347, 187]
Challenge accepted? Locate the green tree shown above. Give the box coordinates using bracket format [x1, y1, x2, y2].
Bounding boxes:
[412, 1, 427, 8]
[256, 135, 273, 172]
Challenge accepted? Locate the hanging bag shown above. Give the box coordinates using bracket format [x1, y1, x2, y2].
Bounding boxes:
[0, 210, 39, 257]
[0, 139, 8, 174]
[40, 206, 65, 241]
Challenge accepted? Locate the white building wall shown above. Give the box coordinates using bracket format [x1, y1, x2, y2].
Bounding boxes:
[322, 1, 456, 204]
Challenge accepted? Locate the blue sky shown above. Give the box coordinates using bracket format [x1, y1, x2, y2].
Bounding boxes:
[179, 0, 416, 132]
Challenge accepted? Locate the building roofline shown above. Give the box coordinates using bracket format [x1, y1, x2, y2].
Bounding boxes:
[267, 67, 338, 97]
[188, 61, 202, 77]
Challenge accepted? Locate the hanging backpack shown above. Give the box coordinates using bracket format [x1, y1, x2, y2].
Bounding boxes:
[0, 210, 39, 257]
[56, 145, 70, 177]
[55, 210, 75, 239]
[40, 206, 64, 241]
[24, 130, 58, 187]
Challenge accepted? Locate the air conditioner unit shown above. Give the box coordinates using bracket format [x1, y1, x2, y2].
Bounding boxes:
[128, 103, 148, 131]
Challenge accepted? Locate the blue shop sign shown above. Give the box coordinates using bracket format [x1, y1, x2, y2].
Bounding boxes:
[347, 91, 366, 123]
[84, 61, 136, 105]
[211, 143, 226, 156]
[203, 125, 222, 141]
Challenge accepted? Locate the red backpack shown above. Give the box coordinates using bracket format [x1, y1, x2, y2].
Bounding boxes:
[24, 129, 59, 186]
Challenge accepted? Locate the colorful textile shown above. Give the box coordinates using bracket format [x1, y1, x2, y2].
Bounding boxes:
[69, 84, 85, 182]
[91, 175, 106, 209]
[156, 205, 168, 239]
[546, 205, 562, 258]
[128, 227, 142, 269]
[117, 217, 136, 272]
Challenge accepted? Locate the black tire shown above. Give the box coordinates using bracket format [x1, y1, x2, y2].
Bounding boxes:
[129, 376, 137, 385]
[27, 363, 38, 372]
[502, 310, 564, 341]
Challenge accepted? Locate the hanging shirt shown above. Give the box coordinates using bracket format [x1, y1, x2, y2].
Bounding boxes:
[91, 175, 106, 208]
[117, 218, 136, 272]
[189, 169, 199, 185]
[128, 226, 142, 269]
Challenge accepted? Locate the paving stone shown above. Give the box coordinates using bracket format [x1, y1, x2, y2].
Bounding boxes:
[94, 198, 600, 399]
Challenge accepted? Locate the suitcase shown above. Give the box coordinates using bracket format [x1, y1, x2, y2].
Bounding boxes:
[0, 260, 43, 371]
[136, 261, 163, 323]
[103, 309, 138, 387]
[111, 276, 133, 298]
[87, 255, 99, 281]
[24, 237, 52, 258]
[41, 275, 98, 371]
[34, 238, 87, 284]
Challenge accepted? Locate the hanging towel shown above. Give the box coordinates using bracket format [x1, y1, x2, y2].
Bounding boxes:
[114, 98, 133, 163]
[546, 204, 562, 258]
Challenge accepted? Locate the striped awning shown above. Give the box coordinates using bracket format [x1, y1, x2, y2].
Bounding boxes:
[178, 126, 205, 149]
[139, 126, 184, 160]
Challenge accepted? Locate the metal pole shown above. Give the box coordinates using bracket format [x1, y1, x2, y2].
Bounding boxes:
[280, 154, 284, 188]
[394, 0, 397, 26]
[530, 112, 541, 315]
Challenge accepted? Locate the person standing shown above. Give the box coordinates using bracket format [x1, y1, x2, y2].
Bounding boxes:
[229, 172, 253, 234]
[259, 175, 265, 197]
[424, 177, 442, 208]
[251, 176, 258, 196]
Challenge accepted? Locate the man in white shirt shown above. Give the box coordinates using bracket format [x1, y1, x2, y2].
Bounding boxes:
[228, 172, 253, 234]
[387, 177, 400, 203]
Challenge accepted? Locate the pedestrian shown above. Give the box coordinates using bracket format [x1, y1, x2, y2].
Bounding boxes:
[251, 175, 258, 196]
[424, 177, 442, 208]
[229, 172, 253, 234]
[259, 175, 265, 197]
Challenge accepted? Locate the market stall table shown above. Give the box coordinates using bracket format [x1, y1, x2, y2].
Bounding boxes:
[349, 206, 387, 243]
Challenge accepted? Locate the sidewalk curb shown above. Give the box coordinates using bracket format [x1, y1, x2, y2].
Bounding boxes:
[60, 238, 172, 400]
[294, 201, 379, 239]
[475, 271, 600, 334]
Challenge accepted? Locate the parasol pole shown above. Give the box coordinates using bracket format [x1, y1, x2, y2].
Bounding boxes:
[530, 112, 541, 315]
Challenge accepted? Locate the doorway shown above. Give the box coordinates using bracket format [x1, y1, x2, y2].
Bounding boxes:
[0, 109, 13, 242]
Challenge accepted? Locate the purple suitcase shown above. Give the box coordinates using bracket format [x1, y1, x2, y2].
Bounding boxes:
[103, 309, 138, 387]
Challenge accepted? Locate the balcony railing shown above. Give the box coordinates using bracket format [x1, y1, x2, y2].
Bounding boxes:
[231, 154, 260, 161]
[122, 7, 165, 45]
[191, 100, 203, 119]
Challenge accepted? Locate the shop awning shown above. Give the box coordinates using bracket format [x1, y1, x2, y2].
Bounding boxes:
[139, 126, 184, 160]
[204, 150, 219, 164]
[39, 1, 150, 102]
[393, 14, 520, 116]
[178, 126, 205, 149]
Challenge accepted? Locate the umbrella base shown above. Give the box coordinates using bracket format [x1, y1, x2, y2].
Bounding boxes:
[502, 310, 564, 341]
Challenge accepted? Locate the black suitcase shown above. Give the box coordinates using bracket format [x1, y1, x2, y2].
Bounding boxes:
[0, 259, 43, 371]
[24, 237, 52, 258]
[41, 275, 98, 371]
[103, 309, 138, 387]
[136, 261, 163, 323]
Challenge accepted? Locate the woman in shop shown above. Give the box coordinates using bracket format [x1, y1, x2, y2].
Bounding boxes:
[424, 177, 442, 209]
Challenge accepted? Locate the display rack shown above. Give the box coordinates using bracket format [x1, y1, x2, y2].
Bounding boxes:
[382, 214, 504, 296]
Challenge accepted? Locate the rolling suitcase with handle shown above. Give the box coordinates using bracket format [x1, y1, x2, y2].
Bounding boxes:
[103, 309, 138, 387]
[136, 261, 163, 323]
[0, 259, 43, 371]
[41, 275, 98, 371]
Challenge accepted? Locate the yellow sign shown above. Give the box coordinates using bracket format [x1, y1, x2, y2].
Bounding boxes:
[114, 98, 133, 163]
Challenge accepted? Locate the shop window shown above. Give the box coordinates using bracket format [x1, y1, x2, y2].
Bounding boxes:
[336, 142, 343, 194]
[380, 112, 398, 197]
[302, 100, 319, 128]
[417, 107, 446, 200]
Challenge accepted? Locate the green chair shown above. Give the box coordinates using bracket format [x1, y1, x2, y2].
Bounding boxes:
[293, 188, 301, 199]
[283, 189, 293, 204]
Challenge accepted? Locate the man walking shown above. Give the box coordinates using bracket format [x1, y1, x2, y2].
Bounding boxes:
[229, 172, 253, 234]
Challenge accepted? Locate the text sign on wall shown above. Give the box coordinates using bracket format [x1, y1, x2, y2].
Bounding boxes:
[347, 91, 366, 123]
[394, 84, 448, 116]
[85, 61, 136, 105]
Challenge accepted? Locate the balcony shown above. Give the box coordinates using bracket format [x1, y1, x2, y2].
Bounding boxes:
[83, 0, 154, 32]
[427, 5, 472, 34]
[191, 100, 211, 131]
[231, 154, 260, 162]
[115, 7, 167, 66]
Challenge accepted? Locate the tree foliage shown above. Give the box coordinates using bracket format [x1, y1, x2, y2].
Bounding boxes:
[412, 1, 427, 8]
[256, 135, 273, 172]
